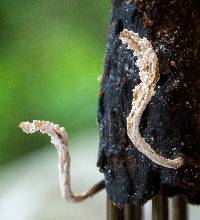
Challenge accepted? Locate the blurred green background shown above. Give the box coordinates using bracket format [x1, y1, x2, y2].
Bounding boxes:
[0, 0, 110, 166]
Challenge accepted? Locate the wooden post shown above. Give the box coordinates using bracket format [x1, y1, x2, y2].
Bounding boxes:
[124, 204, 142, 220]
[107, 197, 124, 220]
[107, 198, 145, 220]
[152, 191, 168, 220]
[107, 195, 188, 220]
[170, 195, 187, 220]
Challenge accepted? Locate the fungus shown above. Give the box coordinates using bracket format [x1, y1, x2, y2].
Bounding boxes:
[19, 120, 104, 202]
[119, 29, 183, 169]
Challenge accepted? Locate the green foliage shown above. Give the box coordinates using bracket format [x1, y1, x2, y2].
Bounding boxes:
[0, 0, 110, 165]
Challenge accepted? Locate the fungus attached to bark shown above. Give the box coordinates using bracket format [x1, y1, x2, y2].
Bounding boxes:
[119, 29, 183, 169]
[98, 0, 200, 206]
[19, 120, 104, 202]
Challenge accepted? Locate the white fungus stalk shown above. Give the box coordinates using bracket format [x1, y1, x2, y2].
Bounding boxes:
[19, 120, 104, 202]
[119, 29, 183, 169]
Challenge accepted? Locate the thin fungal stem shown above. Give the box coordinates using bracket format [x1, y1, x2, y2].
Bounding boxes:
[119, 29, 183, 169]
[19, 120, 105, 202]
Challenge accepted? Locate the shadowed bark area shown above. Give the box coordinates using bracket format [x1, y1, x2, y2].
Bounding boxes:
[98, 0, 200, 205]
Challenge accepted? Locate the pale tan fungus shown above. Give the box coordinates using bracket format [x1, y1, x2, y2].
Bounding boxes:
[119, 29, 184, 169]
[19, 120, 104, 202]
[170, 60, 177, 68]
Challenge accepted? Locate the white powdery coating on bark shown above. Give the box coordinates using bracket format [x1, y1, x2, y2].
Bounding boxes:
[119, 29, 183, 169]
[19, 120, 98, 202]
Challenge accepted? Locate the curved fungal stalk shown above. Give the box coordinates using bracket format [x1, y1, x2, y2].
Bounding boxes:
[119, 29, 183, 169]
[19, 120, 105, 202]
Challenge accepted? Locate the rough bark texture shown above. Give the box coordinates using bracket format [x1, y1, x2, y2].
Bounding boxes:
[98, 0, 200, 205]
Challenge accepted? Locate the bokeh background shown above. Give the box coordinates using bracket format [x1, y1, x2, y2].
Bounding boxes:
[0, 0, 110, 219]
[0, 0, 110, 166]
[0, 1, 200, 219]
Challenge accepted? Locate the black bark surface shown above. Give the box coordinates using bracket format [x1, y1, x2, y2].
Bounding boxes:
[98, 0, 200, 205]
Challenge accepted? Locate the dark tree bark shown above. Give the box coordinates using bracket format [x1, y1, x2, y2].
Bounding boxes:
[98, 0, 200, 205]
